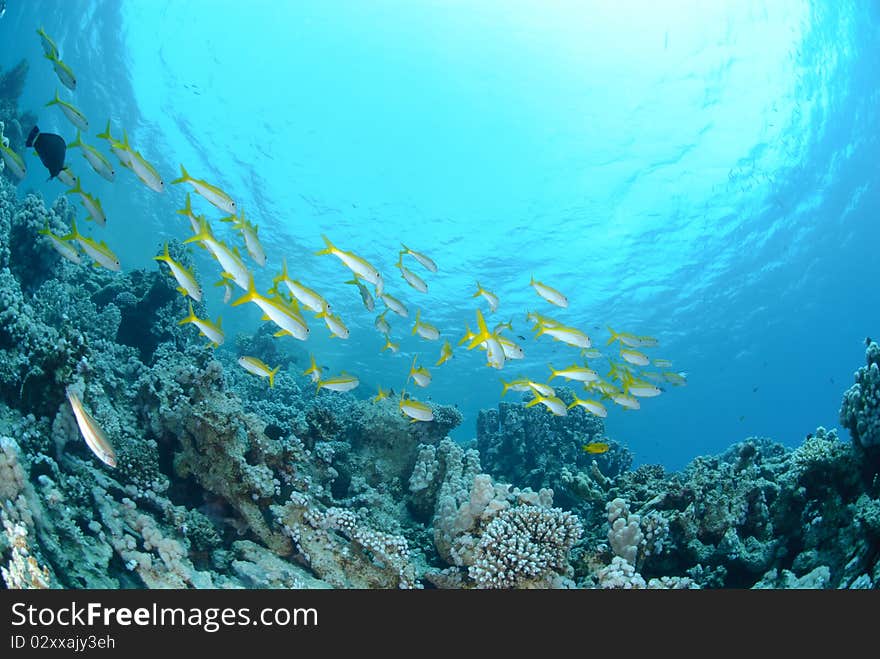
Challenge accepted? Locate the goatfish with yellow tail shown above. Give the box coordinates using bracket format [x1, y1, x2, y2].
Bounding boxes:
[548, 363, 599, 383]
[583, 441, 610, 454]
[407, 355, 432, 388]
[382, 337, 400, 353]
[65, 386, 116, 467]
[36, 27, 59, 58]
[176, 193, 203, 234]
[412, 309, 440, 341]
[302, 354, 322, 383]
[238, 356, 280, 388]
[215, 278, 233, 304]
[373, 386, 391, 403]
[581, 348, 604, 360]
[473, 281, 499, 313]
[620, 348, 650, 367]
[178, 301, 225, 347]
[458, 324, 477, 347]
[380, 292, 408, 318]
[610, 393, 640, 410]
[466, 308, 505, 369]
[375, 309, 391, 335]
[171, 164, 236, 214]
[399, 394, 434, 423]
[232, 275, 310, 341]
[316, 373, 359, 393]
[346, 277, 375, 311]
[500, 378, 533, 397]
[653, 358, 673, 368]
[154, 243, 202, 302]
[38, 221, 81, 264]
[68, 131, 115, 182]
[527, 311, 562, 330]
[317, 305, 349, 339]
[622, 374, 662, 398]
[315, 234, 383, 288]
[529, 275, 568, 308]
[435, 340, 453, 366]
[567, 396, 608, 418]
[525, 394, 568, 416]
[400, 243, 438, 273]
[66, 219, 120, 271]
[56, 166, 79, 188]
[95, 121, 134, 170]
[45, 90, 88, 132]
[65, 181, 107, 227]
[45, 52, 76, 91]
[397, 255, 428, 293]
[127, 142, 166, 194]
[662, 371, 688, 386]
[498, 336, 524, 360]
[606, 326, 658, 348]
[273, 260, 331, 314]
[534, 321, 592, 349]
[184, 217, 250, 290]
[222, 210, 264, 266]
[0, 141, 26, 181]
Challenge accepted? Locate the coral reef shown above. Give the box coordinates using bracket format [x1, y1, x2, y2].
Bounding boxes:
[1, 173, 879, 589]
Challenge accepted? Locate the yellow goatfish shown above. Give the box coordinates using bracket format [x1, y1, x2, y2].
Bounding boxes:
[38, 222, 81, 264]
[662, 371, 688, 386]
[412, 309, 440, 341]
[302, 354, 322, 383]
[467, 308, 505, 369]
[620, 348, 650, 367]
[184, 217, 250, 290]
[0, 142, 26, 181]
[397, 255, 428, 293]
[273, 258, 330, 314]
[382, 337, 400, 353]
[316, 373, 360, 393]
[95, 121, 134, 171]
[373, 386, 391, 403]
[653, 358, 673, 368]
[127, 143, 166, 194]
[500, 378, 533, 396]
[154, 243, 202, 302]
[527, 311, 561, 329]
[346, 277, 375, 311]
[435, 340, 453, 366]
[400, 243, 438, 273]
[238, 356, 280, 387]
[68, 131, 115, 182]
[178, 301, 225, 347]
[567, 396, 608, 418]
[408, 357, 432, 388]
[525, 394, 568, 416]
[37, 27, 59, 58]
[232, 275, 310, 341]
[215, 278, 233, 304]
[473, 281, 499, 313]
[65, 181, 107, 226]
[399, 395, 434, 423]
[534, 322, 592, 349]
[530, 275, 568, 308]
[611, 393, 641, 410]
[222, 210, 265, 266]
[171, 164, 237, 214]
[527, 381, 556, 397]
[175, 193, 203, 233]
[66, 387, 116, 468]
[607, 326, 658, 348]
[380, 292, 408, 318]
[315, 234, 382, 287]
[548, 363, 599, 383]
[45, 52, 76, 91]
[375, 309, 392, 335]
[498, 336, 524, 360]
[46, 90, 88, 132]
[56, 166, 79, 188]
[66, 219, 120, 271]
[317, 306, 349, 339]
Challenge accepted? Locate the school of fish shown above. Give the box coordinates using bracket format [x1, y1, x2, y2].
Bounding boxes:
[16, 27, 686, 466]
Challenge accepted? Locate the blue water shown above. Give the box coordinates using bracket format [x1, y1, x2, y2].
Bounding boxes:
[2, 0, 878, 470]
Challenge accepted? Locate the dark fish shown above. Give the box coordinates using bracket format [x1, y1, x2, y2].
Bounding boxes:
[26, 126, 66, 179]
